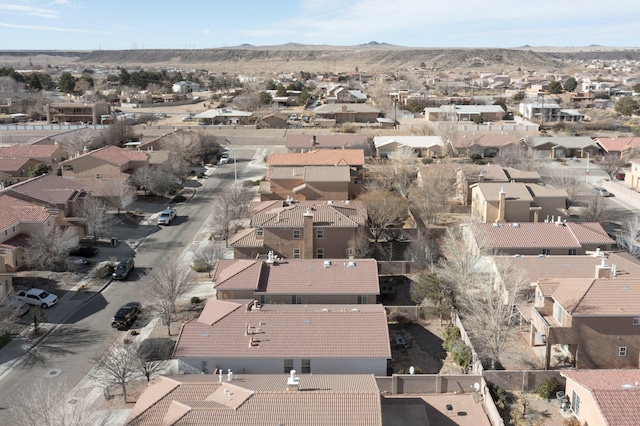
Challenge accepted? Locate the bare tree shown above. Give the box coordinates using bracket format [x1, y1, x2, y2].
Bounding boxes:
[130, 166, 155, 195]
[134, 338, 174, 382]
[103, 180, 136, 215]
[145, 257, 193, 335]
[409, 162, 456, 224]
[455, 258, 530, 369]
[91, 340, 140, 403]
[412, 271, 453, 324]
[404, 228, 440, 269]
[92, 120, 135, 148]
[192, 241, 225, 277]
[79, 196, 112, 244]
[359, 190, 408, 242]
[211, 182, 254, 245]
[26, 226, 75, 272]
[598, 153, 626, 179]
[0, 295, 20, 336]
[581, 193, 612, 224]
[493, 139, 542, 172]
[9, 378, 113, 426]
[130, 166, 174, 196]
[353, 227, 373, 258]
[544, 169, 588, 204]
[616, 212, 640, 258]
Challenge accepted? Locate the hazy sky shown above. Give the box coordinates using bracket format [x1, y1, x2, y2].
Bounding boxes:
[1, 0, 639, 50]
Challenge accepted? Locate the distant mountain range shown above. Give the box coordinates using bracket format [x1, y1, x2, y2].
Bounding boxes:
[0, 44, 638, 72]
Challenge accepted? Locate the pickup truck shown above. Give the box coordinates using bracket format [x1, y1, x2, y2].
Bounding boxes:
[157, 208, 177, 225]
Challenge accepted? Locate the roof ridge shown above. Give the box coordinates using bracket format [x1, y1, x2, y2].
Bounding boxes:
[569, 278, 598, 314]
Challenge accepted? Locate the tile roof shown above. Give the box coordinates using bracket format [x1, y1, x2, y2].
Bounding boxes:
[562, 370, 640, 426]
[473, 182, 534, 202]
[286, 134, 367, 149]
[471, 222, 613, 250]
[1, 173, 86, 205]
[314, 103, 380, 114]
[373, 135, 444, 149]
[0, 144, 63, 159]
[0, 233, 30, 249]
[595, 136, 640, 153]
[0, 194, 52, 231]
[268, 165, 352, 182]
[268, 149, 365, 167]
[173, 300, 391, 360]
[451, 133, 519, 149]
[213, 258, 379, 295]
[227, 228, 263, 247]
[502, 167, 540, 181]
[251, 200, 366, 228]
[60, 145, 148, 166]
[458, 164, 509, 182]
[0, 157, 34, 172]
[127, 374, 382, 426]
[531, 136, 597, 149]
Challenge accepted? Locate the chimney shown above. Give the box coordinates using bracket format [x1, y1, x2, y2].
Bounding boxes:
[287, 370, 300, 391]
[312, 135, 317, 145]
[341, 105, 347, 113]
[496, 187, 506, 223]
[82, 146, 88, 154]
[595, 257, 611, 279]
[478, 171, 485, 182]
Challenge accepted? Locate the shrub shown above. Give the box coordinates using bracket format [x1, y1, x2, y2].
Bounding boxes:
[171, 195, 187, 203]
[535, 377, 561, 401]
[451, 340, 473, 368]
[197, 172, 205, 179]
[191, 262, 207, 273]
[489, 383, 508, 410]
[442, 326, 461, 351]
[340, 123, 357, 133]
[191, 296, 201, 304]
[387, 308, 413, 325]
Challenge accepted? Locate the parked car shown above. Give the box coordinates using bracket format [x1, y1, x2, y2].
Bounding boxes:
[111, 302, 141, 329]
[112, 257, 135, 280]
[615, 172, 626, 180]
[592, 187, 611, 197]
[157, 208, 177, 225]
[289, 113, 298, 120]
[69, 245, 99, 258]
[14, 288, 58, 308]
[219, 153, 229, 164]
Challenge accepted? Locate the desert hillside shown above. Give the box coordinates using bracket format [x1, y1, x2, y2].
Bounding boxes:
[0, 45, 638, 72]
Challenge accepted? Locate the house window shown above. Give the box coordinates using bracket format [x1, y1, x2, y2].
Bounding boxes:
[537, 290, 542, 301]
[95, 173, 101, 179]
[316, 228, 324, 239]
[293, 228, 300, 239]
[542, 249, 551, 256]
[292, 295, 302, 304]
[293, 249, 301, 259]
[619, 346, 628, 357]
[568, 249, 576, 255]
[259, 295, 271, 304]
[357, 295, 368, 304]
[571, 391, 580, 416]
[256, 227, 263, 237]
[553, 302, 563, 325]
[633, 317, 640, 325]
[316, 248, 324, 259]
[346, 248, 354, 256]
[284, 359, 293, 373]
[301, 359, 311, 373]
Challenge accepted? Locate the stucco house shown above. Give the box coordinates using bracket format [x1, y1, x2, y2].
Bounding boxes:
[173, 299, 391, 375]
[193, 108, 253, 126]
[0, 158, 44, 187]
[285, 134, 369, 153]
[313, 104, 380, 124]
[560, 370, 640, 426]
[45, 101, 110, 125]
[259, 165, 359, 201]
[229, 199, 367, 260]
[126, 373, 383, 426]
[373, 136, 444, 159]
[450, 134, 520, 158]
[0, 143, 68, 172]
[531, 136, 599, 159]
[59, 145, 149, 180]
[424, 105, 506, 122]
[213, 256, 379, 304]
[456, 165, 540, 206]
[470, 182, 567, 223]
[257, 112, 289, 129]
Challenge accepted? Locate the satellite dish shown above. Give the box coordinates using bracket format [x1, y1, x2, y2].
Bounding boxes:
[473, 382, 480, 392]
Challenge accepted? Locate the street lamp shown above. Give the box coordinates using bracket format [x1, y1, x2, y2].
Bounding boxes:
[234, 155, 237, 182]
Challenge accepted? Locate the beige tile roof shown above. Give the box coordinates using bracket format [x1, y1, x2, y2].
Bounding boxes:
[502, 167, 540, 181]
[269, 165, 351, 183]
[459, 164, 509, 182]
[214, 258, 379, 295]
[0, 144, 62, 159]
[471, 222, 613, 250]
[1, 173, 86, 205]
[562, 370, 640, 426]
[173, 300, 391, 360]
[268, 149, 365, 167]
[451, 133, 519, 149]
[251, 200, 366, 228]
[0, 195, 52, 231]
[0, 157, 34, 172]
[60, 145, 148, 166]
[127, 374, 382, 426]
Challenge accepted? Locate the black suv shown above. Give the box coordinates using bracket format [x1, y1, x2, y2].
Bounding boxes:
[111, 302, 141, 329]
[112, 257, 134, 280]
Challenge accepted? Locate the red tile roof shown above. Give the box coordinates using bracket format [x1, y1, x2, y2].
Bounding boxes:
[562, 370, 640, 426]
[595, 137, 640, 153]
[173, 300, 390, 360]
[251, 200, 366, 228]
[0, 194, 53, 231]
[214, 258, 379, 295]
[0, 144, 63, 159]
[60, 145, 148, 166]
[0, 157, 34, 172]
[471, 222, 613, 250]
[127, 374, 382, 426]
[268, 149, 365, 166]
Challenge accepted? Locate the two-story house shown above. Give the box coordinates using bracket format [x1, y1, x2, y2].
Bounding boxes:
[213, 256, 379, 304]
[173, 299, 390, 375]
[230, 199, 367, 260]
[0, 158, 44, 187]
[530, 261, 640, 370]
[456, 165, 540, 206]
[0, 144, 68, 173]
[45, 101, 110, 125]
[312, 104, 381, 124]
[470, 182, 567, 223]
